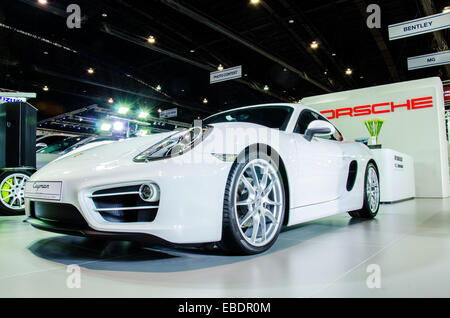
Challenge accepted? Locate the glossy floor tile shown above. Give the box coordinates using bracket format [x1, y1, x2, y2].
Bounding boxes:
[0, 198, 449, 297]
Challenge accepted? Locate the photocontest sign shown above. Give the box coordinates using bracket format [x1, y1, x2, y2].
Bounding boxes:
[388, 12, 450, 40]
[407, 50, 450, 70]
[210, 66, 242, 84]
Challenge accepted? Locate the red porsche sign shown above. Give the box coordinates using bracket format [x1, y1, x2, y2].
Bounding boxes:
[320, 96, 433, 120]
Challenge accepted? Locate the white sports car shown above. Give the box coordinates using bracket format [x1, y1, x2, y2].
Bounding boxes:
[24, 104, 380, 254]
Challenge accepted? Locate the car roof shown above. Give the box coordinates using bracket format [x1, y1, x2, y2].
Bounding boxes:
[204, 103, 317, 120]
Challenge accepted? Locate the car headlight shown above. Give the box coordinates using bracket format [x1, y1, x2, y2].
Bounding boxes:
[133, 126, 213, 162]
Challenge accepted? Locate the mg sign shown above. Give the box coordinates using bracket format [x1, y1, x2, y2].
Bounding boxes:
[407, 50, 450, 70]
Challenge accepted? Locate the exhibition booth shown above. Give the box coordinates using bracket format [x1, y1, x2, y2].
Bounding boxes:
[303, 77, 450, 201]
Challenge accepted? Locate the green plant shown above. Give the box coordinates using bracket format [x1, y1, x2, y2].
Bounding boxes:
[364, 118, 385, 137]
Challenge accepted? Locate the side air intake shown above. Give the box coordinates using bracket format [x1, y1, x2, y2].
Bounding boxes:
[346, 161, 358, 191]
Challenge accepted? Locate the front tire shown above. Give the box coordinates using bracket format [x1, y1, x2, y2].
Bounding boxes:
[0, 170, 32, 216]
[349, 163, 380, 219]
[220, 151, 286, 255]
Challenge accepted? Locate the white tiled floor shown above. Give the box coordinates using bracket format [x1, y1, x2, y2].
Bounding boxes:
[0, 198, 449, 297]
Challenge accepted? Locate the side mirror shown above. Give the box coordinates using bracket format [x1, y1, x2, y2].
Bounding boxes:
[36, 142, 47, 151]
[304, 120, 336, 142]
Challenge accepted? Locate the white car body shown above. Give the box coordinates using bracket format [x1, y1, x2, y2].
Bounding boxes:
[25, 104, 376, 246]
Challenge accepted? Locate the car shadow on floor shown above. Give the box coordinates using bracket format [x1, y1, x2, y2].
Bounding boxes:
[27, 217, 371, 273]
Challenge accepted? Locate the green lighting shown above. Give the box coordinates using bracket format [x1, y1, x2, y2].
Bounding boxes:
[100, 123, 112, 131]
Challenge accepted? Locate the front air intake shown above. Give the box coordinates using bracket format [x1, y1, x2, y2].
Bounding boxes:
[89, 184, 159, 223]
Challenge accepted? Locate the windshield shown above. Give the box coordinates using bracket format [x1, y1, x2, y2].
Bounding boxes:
[203, 106, 294, 131]
[37, 136, 86, 154]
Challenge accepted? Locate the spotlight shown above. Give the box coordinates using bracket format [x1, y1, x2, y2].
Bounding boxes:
[42, 85, 49, 92]
[310, 41, 319, 49]
[263, 85, 269, 91]
[108, 98, 114, 104]
[156, 85, 162, 91]
[157, 108, 162, 113]
[345, 68, 353, 75]
[288, 19, 295, 24]
[100, 123, 112, 131]
[203, 98, 208, 104]
[102, 13, 108, 18]
[147, 36, 156, 44]
[138, 111, 149, 119]
[331, 53, 337, 57]
[137, 129, 149, 136]
[118, 106, 129, 115]
[250, 0, 260, 5]
[38, 0, 48, 5]
[87, 67, 94, 74]
[217, 64, 224, 71]
[113, 121, 124, 132]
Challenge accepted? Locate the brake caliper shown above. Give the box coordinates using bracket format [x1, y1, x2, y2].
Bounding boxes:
[1, 178, 13, 203]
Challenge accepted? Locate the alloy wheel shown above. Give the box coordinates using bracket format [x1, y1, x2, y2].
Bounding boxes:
[0, 173, 30, 211]
[234, 159, 284, 247]
[366, 166, 379, 213]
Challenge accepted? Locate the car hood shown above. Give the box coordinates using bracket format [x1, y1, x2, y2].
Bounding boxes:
[31, 132, 173, 181]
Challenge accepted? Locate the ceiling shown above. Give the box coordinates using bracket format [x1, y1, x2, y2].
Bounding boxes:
[0, 0, 448, 131]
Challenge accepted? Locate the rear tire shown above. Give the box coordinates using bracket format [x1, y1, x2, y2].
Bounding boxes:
[0, 170, 32, 216]
[349, 163, 380, 219]
[220, 150, 286, 255]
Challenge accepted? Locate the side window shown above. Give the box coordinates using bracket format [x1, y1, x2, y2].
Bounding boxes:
[294, 109, 343, 141]
[294, 110, 318, 134]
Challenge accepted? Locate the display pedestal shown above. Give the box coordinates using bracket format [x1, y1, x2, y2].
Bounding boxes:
[370, 148, 415, 203]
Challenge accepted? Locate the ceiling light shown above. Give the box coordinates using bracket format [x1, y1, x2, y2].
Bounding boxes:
[87, 67, 94, 74]
[137, 129, 149, 136]
[147, 36, 156, 44]
[217, 64, 224, 71]
[190, 49, 195, 53]
[360, 75, 364, 79]
[288, 19, 295, 24]
[113, 121, 124, 132]
[263, 85, 269, 91]
[345, 68, 353, 75]
[118, 106, 129, 114]
[331, 53, 337, 57]
[43, 51, 48, 55]
[203, 98, 208, 104]
[310, 41, 319, 49]
[250, 0, 260, 5]
[42, 85, 49, 91]
[157, 108, 162, 113]
[38, 0, 48, 5]
[138, 111, 149, 119]
[108, 98, 114, 104]
[100, 123, 112, 131]
[102, 13, 108, 18]
[156, 85, 162, 91]
[442, 6, 450, 13]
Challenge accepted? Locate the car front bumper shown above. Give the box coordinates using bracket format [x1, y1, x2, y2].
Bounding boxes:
[25, 156, 233, 244]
